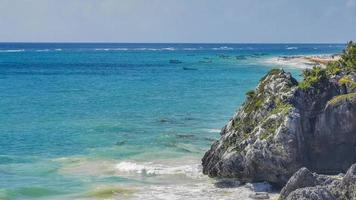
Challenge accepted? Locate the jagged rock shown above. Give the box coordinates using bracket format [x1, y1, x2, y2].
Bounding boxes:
[279, 167, 342, 199]
[340, 164, 356, 199]
[202, 67, 356, 187]
[280, 163, 356, 200]
[286, 187, 337, 200]
[279, 167, 318, 199]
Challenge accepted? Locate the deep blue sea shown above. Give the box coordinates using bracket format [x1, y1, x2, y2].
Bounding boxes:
[0, 43, 345, 200]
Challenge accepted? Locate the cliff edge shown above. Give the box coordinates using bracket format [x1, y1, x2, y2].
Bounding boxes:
[202, 42, 356, 187]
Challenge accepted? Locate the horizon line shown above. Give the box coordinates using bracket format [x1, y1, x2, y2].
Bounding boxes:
[0, 41, 349, 45]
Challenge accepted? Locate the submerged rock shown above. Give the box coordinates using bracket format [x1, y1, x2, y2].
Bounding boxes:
[182, 67, 198, 70]
[202, 66, 356, 186]
[169, 59, 183, 64]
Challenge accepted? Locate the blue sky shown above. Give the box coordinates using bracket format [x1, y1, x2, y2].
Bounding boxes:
[0, 0, 355, 43]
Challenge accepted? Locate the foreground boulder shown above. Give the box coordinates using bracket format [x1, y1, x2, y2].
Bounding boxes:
[202, 43, 356, 186]
[279, 163, 356, 200]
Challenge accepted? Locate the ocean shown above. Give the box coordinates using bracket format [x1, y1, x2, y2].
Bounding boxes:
[0, 43, 345, 200]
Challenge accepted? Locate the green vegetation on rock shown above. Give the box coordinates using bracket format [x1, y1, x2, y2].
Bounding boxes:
[299, 41, 356, 90]
[234, 68, 294, 141]
[340, 41, 356, 71]
[299, 66, 327, 90]
[260, 117, 281, 140]
[259, 68, 283, 82]
[327, 92, 356, 106]
[271, 100, 292, 115]
[245, 90, 256, 99]
[338, 76, 356, 90]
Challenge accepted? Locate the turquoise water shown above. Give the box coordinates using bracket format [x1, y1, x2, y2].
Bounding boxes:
[0, 43, 344, 199]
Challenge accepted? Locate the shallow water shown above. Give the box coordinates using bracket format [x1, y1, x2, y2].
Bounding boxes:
[0, 43, 344, 199]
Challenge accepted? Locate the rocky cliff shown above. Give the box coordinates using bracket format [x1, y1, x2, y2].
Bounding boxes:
[279, 164, 356, 200]
[202, 42, 356, 187]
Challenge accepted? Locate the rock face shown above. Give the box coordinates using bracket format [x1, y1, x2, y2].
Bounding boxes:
[202, 68, 356, 187]
[279, 163, 356, 200]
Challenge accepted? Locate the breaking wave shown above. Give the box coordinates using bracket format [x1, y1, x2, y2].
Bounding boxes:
[212, 46, 234, 50]
[286, 47, 298, 50]
[0, 49, 25, 53]
[115, 161, 202, 178]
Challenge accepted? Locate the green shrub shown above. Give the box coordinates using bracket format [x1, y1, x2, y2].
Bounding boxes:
[338, 76, 356, 90]
[260, 68, 283, 82]
[299, 41, 355, 90]
[339, 76, 353, 84]
[299, 66, 327, 90]
[340, 41, 356, 70]
[327, 92, 356, 106]
[326, 61, 341, 76]
[246, 90, 256, 99]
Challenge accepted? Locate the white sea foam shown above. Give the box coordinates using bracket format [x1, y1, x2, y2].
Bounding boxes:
[0, 49, 25, 53]
[94, 48, 108, 51]
[54, 48, 62, 51]
[56, 157, 278, 200]
[115, 161, 147, 173]
[114, 48, 129, 51]
[212, 46, 234, 50]
[115, 161, 202, 178]
[147, 48, 159, 51]
[93, 47, 180, 51]
[162, 47, 176, 51]
[35, 49, 50, 52]
[94, 48, 129, 51]
[55, 155, 277, 200]
[286, 47, 298, 50]
[205, 128, 221, 133]
[262, 56, 314, 69]
[133, 48, 149, 51]
[183, 48, 198, 51]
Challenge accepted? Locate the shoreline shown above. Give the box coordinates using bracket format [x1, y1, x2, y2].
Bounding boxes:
[262, 54, 340, 69]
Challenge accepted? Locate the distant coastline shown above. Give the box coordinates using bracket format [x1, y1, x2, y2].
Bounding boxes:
[263, 54, 341, 69]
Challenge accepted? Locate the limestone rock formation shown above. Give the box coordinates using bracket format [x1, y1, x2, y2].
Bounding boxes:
[202, 42, 356, 187]
[280, 163, 356, 200]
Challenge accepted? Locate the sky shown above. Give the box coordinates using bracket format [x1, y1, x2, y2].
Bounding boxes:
[0, 0, 355, 43]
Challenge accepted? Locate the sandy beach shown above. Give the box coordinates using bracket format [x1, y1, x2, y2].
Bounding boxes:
[263, 54, 341, 68]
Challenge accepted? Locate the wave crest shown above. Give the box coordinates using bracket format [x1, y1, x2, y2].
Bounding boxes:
[0, 49, 25, 53]
[212, 46, 234, 50]
[115, 161, 201, 177]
